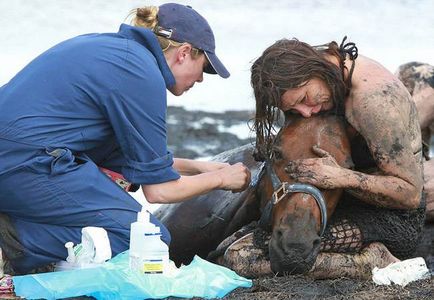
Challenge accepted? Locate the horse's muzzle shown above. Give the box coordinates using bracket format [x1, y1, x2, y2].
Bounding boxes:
[269, 221, 321, 274]
[268, 231, 321, 275]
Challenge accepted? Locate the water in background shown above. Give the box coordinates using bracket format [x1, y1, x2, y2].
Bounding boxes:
[1, 0, 434, 112]
[1, 0, 433, 209]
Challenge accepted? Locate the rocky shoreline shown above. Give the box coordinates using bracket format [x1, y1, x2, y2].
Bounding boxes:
[166, 106, 255, 159]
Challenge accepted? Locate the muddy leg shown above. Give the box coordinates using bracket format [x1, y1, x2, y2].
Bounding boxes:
[310, 242, 400, 280]
[217, 232, 272, 278]
[207, 221, 257, 262]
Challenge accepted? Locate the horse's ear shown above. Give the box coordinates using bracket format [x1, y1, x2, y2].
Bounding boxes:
[253, 148, 266, 162]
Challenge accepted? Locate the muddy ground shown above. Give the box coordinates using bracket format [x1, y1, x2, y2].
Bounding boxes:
[223, 224, 434, 300]
[224, 224, 433, 299]
[223, 276, 433, 300]
[182, 223, 434, 300]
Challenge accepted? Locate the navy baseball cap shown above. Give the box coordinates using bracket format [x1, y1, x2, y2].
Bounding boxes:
[155, 3, 230, 78]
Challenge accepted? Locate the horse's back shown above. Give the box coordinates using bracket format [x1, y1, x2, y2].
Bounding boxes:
[154, 144, 263, 264]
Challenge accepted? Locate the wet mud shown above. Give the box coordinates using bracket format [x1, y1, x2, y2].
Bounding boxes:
[219, 223, 433, 300]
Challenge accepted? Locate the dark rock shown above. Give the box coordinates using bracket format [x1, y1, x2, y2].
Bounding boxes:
[167, 106, 255, 159]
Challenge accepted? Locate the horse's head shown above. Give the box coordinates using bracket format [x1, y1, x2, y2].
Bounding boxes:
[258, 114, 352, 274]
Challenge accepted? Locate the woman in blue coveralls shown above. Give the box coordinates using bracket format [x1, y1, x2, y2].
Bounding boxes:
[0, 3, 251, 273]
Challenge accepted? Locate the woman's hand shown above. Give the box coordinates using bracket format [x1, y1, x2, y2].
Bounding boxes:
[216, 162, 251, 193]
[284, 145, 346, 189]
[142, 162, 251, 203]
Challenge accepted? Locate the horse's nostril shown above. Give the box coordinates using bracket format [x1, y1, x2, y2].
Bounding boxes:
[276, 230, 283, 238]
[312, 238, 321, 249]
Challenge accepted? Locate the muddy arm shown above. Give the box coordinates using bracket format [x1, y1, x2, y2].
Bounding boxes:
[286, 83, 423, 209]
[343, 83, 423, 209]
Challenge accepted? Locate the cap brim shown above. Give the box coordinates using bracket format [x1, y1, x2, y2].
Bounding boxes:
[204, 51, 230, 78]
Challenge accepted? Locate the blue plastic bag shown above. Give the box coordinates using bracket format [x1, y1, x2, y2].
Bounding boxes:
[13, 251, 252, 299]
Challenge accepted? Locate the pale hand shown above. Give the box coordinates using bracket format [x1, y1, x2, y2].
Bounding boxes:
[217, 162, 251, 193]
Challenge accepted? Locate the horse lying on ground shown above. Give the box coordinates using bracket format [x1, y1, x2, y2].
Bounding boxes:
[155, 113, 362, 277]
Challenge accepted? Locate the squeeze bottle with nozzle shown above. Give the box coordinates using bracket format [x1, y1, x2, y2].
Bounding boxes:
[129, 210, 169, 274]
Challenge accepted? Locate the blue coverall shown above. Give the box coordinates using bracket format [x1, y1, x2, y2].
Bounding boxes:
[0, 24, 180, 272]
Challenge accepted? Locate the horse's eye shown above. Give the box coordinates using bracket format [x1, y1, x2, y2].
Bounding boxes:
[272, 147, 283, 160]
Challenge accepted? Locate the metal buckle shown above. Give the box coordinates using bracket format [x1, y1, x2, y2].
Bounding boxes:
[155, 26, 173, 38]
[272, 183, 288, 204]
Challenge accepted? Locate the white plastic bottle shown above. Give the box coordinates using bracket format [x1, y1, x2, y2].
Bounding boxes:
[129, 210, 169, 274]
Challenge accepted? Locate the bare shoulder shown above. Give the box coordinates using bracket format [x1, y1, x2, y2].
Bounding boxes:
[349, 55, 411, 102]
[346, 56, 421, 155]
[344, 56, 422, 181]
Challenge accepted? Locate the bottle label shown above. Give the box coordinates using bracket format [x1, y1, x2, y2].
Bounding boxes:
[144, 232, 162, 236]
[143, 259, 163, 274]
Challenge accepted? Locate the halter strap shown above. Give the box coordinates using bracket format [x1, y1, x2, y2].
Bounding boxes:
[258, 159, 328, 237]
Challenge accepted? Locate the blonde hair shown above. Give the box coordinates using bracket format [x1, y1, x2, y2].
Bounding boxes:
[128, 6, 201, 58]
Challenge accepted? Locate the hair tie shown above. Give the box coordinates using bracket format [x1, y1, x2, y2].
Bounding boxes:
[339, 36, 358, 60]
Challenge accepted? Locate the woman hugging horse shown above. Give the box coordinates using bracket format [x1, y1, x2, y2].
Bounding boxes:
[243, 37, 425, 278]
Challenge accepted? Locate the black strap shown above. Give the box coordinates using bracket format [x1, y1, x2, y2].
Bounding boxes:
[258, 201, 273, 231]
[266, 159, 282, 190]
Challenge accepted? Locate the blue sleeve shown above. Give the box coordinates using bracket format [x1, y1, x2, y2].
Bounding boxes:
[98, 46, 180, 185]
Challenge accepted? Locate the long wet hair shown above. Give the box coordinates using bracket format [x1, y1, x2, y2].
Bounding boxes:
[251, 37, 357, 161]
